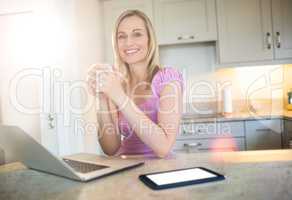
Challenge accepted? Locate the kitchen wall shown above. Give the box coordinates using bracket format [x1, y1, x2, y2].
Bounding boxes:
[214, 65, 284, 113]
[160, 42, 217, 113]
[159, 42, 288, 114]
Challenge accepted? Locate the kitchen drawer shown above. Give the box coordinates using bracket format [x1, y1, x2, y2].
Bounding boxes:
[179, 121, 245, 139]
[173, 137, 245, 152]
[245, 119, 282, 150]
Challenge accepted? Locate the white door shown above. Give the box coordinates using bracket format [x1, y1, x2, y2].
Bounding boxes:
[154, 0, 217, 45]
[0, 0, 86, 157]
[272, 0, 292, 60]
[216, 0, 274, 63]
[103, 0, 153, 63]
[0, 0, 60, 158]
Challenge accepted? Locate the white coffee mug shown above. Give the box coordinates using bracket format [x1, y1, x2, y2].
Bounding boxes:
[95, 64, 113, 110]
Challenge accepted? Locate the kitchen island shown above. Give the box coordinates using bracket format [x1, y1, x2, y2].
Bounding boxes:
[1, 150, 292, 200]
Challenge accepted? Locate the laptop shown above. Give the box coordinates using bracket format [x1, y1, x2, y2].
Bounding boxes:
[0, 125, 144, 181]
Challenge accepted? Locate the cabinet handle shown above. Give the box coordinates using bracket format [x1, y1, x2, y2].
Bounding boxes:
[184, 143, 202, 152]
[177, 35, 195, 41]
[266, 32, 272, 50]
[182, 130, 202, 135]
[255, 128, 271, 132]
[184, 142, 202, 148]
[275, 32, 281, 48]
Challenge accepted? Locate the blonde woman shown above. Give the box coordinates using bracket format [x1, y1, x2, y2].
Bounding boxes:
[87, 10, 183, 158]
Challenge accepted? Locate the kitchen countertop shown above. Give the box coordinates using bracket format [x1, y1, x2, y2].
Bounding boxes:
[1, 150, 292, 200]
[181, 110, 292, 123]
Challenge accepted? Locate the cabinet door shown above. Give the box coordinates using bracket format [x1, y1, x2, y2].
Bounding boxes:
[216, 0, 273, 63]
[245, 119, 282, 150]
[272, 0, 292, 59]
[154, 0, 217, 45]
[103, 0, 153, 63]
[283, 119, 292, 148]
[0, 148, 4, 165]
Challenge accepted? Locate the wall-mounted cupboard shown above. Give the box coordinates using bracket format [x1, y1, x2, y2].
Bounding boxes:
[102, 0, 292, 66]
[216, 0, 292, 64]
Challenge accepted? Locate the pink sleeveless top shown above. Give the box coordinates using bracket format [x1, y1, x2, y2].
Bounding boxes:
[116, 67, 183, 157]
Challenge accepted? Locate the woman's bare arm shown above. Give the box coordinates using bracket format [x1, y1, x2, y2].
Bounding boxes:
[96, 94, 121, 156]
[87, 64, 121, 156]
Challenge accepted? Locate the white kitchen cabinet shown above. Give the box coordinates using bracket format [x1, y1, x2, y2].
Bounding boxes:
[216, 0, 292, 64]
[245, 119, 283, 150]
[154, 0, 217, 45]
[272, 0, 292, 60]
[103, 0, 153, 63]
[216, 0, 273, 63]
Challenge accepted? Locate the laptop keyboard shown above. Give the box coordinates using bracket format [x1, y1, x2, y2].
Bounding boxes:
[63, 159, 109, 174]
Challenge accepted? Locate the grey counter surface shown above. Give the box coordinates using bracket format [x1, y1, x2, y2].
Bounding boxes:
[181, 110, 292, 123]
[1, 150, 292, 200]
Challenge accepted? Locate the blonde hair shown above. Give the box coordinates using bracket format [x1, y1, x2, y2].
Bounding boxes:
[112, 10, 161, 87]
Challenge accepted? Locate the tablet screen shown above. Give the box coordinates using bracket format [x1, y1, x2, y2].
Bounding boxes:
[146, 168, 217, 186]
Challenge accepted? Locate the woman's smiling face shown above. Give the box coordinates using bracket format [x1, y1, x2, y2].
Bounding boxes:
[117, 15, 149, 65]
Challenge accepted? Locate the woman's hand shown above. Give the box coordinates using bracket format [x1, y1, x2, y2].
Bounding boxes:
[87, 63, 126, 104]
[98, 67, 127, 105]
[87, 63, 112, 100]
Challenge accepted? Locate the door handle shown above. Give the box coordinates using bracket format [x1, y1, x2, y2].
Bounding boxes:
[48, 114, 55, 129]
[48, 114, 54, 121]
